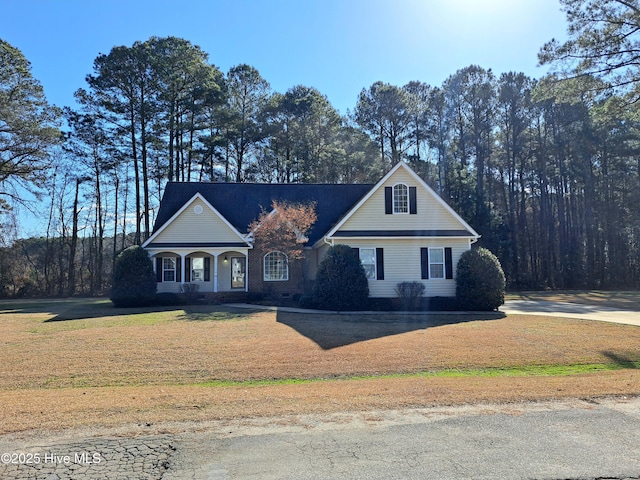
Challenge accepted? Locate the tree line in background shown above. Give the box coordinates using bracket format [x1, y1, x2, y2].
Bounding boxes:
[2, 0, 640, 297]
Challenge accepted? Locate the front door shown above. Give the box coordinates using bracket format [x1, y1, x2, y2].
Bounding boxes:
[231, 257, 246, 289]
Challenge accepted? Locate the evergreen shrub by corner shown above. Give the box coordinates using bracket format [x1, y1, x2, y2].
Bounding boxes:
[110, 246, 157, 307]
[312, 244, 369, 311]
[456, 246, 506, 311]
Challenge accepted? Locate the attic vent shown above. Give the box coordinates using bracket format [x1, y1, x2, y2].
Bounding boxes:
[194, 205, 204, 215]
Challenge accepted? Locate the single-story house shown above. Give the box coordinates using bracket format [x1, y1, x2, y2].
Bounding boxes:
[142, 161, 480, 300]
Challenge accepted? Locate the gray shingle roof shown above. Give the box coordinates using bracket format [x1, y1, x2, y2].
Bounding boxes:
[152, 182, 374, 245]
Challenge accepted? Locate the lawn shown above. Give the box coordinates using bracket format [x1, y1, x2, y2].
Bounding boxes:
[0, 297, 639, 434]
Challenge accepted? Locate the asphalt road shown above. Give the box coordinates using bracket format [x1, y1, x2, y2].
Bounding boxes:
[3, 398, 639, 479]
[156, 397, 640, 480]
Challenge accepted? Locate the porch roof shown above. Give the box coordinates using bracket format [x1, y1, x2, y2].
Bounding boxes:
[145, 242, 249, 250]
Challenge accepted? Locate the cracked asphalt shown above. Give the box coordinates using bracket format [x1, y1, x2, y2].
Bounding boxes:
[1, 397, 640, 479]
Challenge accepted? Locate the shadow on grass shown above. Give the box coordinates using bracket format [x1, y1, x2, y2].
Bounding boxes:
[602, 351, 640, 369]
[0, 298, 255, 322]
[276, 310, 505, 350]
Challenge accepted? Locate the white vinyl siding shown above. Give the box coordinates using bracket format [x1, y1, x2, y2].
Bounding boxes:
[316, 239, 471, 297]
[338, 169, 464, 232]
[153, 199, 245, 244]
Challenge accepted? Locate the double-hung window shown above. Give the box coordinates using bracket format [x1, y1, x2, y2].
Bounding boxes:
[163, 257, 176, 282]
[429, 247, 445, 279]
[421, 247, 452, 280]
[359, 248, 377, 280]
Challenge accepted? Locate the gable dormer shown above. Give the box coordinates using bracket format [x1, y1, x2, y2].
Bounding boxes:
[325, 162, 479, 240]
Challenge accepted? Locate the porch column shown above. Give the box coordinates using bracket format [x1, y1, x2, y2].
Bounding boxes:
[213, 253, 219, 293]
[245, 250, 249, 292]
[180, 253, 186, 286]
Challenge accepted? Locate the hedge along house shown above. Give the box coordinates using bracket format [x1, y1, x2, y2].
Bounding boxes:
[142, 162, 480, 300]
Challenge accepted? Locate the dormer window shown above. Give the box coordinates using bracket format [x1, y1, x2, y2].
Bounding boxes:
[393, 184, 408, 214]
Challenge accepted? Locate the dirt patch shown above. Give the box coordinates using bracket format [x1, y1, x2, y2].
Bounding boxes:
[1, 299, 640, 435]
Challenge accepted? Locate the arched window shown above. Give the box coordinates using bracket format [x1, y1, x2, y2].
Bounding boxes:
[393, 183, 408, 213]
[264, 251, 289, 281]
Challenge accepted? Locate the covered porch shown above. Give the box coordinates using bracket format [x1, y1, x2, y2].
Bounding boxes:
[146, 244, 251, 295]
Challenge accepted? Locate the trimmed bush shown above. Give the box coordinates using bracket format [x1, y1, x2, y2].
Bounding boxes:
[312, 244, 369, 311]
[456, 247, 506, 311]
[110, 246, 157, 308]
[427, 296, 461, 311]
[395, 281, 426, 311]
[155, 292, 184, 306]
[297, 293, 317, 309]
[180, 283, 200, 304]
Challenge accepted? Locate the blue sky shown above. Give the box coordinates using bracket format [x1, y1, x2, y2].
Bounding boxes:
[4, 0, 568, 115]
[4, 0, 569, 237]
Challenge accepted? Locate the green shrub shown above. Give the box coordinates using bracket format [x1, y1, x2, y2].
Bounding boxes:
[297, 293, 317, 309]
[427, 296, 461, 311]
[110, 246, 157, 308]
[395, 281, 426, 310]
[456, 247, 506, 311]
[155, 292, 184, 306]
[312, 244, 369, 311]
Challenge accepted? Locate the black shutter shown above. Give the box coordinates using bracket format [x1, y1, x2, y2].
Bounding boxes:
[156, 257, 163, 283]
[176, 257, 181, 282]
[384, 187, 392, 214]
[445, 247, 453, 279]
[204, 257, 211, 282]
[185, 258, 191, 282]
[351, 247, 360, 259]
[376, 248, 384, 280]
[409, 186, 417, 214]
[420, 248, 429, 279]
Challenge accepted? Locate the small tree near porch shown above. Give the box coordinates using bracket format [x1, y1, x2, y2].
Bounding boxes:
[248, 200, 317, 295]
[249, 200, 317, 259]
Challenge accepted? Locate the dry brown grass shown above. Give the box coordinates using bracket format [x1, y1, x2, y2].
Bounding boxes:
[1, 298, 639, 434]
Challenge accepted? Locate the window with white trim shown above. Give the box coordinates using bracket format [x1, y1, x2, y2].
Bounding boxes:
[163, 257, 176, 282]
[393, 183, 408, 213]
[429, 247, 445, 279]
[359, 248, 376, 280]
[264, 251, 288, 281]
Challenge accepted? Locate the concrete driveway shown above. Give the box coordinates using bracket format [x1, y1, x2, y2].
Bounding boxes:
[502, 299, 640, 326]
